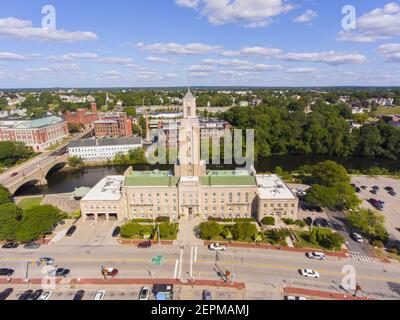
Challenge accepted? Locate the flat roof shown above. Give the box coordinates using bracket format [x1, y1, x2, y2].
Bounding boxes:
[256, 175, 296, 200]
[68, 137, 142, 148]
[82, 176, 124, 201]
[123, 170, 179, 187]
[200, 170, 256, 187]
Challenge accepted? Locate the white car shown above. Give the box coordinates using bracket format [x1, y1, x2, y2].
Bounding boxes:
[38, 257, 55, 265]
[37, 291, 52, 301]
[306, 252, 326, 261]
[299, 269, 320, 278]
[208, 243, 227, 251]
[139, 287, 150, 300]
[351, 233, 364, 243]
[93, 290, 106, 300]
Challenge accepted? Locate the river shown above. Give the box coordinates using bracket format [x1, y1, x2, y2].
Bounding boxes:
[15, 155, 400, 196]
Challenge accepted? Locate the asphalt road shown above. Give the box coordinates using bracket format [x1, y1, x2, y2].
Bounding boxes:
[1, 244, 399, 300]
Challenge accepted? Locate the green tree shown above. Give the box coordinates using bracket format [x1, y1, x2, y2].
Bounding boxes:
[68, 156, 84, 168]
[0, 185, 13, 205]
[232, 221, 257, 240]
[310, 161, 350, 187]
[347, 209, 389, 243]
[198, 222, 222, 240]
[0, 203, 22, 241]
[16, 205, 65, 242]
[124, 107, 137, 117]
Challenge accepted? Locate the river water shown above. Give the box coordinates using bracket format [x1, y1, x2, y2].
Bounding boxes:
[15, 155, 400, 196]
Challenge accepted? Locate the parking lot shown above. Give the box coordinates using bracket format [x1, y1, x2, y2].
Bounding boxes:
[351, 176, 400, 245]
[53, 219, 120, 246]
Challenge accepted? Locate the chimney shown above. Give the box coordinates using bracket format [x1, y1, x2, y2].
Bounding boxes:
[91, 103, 97, 114]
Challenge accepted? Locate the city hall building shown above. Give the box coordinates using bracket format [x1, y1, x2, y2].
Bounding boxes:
[80, 91, 298, 222]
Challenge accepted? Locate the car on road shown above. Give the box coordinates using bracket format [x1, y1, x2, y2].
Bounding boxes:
[66, 225, 77, 237]
[0, 288, 13, 300]
[10, 172, 18, 177]
[112, 226, 121, 238]
[103, 267, 119, 277]
[0, 268, 14, 276]
[23, 242, 40, 249]
[37, 291, 52, 301]
[306, 252, 326, 260]
[19, 290, 33, 301]
[38, 257, 55, 265]
[49, 268, 70, 277]
[139, 287, 150, 300]
[299, 269, 320, 279]
[93, 290, 106, 300]
[351, 232, 364, 243]
[361, 185, 368, 190]
[203, 290, 212, 300]
[208, 243, 227, 251]
[138, 241, 152, 249]
[2, 242, 19, 249]
[332, 223, 344, 231]
[388, 190, 397, 196]
[27, 290, 43, 301]
[371, 189, 379, 195]
[372, 186, 380, 190]
[73, 290, 85, 301]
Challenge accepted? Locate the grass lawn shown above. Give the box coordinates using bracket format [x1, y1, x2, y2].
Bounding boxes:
[294, 229, 342, 252]
[18, 197, 43, 210]
[375, 106, 400, 116]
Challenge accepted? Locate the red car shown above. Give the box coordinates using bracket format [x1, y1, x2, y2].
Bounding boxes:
[10, 172, 18, 177]
[138, 241, 152, 249]
[103, 268, 119, 277]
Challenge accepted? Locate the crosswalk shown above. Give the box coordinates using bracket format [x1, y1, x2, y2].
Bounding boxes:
[350, 253, 376, 263]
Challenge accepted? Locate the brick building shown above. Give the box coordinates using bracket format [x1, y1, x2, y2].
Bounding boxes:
[0, 116, 68, 151]
[64, 103, 99, 129]
[94, 112, 133, 138]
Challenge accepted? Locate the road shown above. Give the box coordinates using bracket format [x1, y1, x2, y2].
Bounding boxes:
[1, 244, 399, 300]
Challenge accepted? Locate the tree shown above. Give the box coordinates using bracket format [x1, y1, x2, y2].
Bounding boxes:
[261, 217, 275, 225]
[0, 203, 22, 241]
[232, 221, 257, 240]
[347, 209, 389, 243]
[124, 107, 137, 117]
[16, 205, 65, 242]
[310, 161, 350, 187]
[68, 156, 84, 168]
[198, 222, 221, 240]
[0, 185, 13, 205]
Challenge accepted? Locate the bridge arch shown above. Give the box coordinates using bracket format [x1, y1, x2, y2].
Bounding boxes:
[12, 178, 43, 196]
[44, 161, 68, 179]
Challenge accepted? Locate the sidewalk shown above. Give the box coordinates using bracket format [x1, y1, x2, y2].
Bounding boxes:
[283, 287, 376, 300]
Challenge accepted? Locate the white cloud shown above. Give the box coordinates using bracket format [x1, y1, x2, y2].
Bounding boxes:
[175, 0, 199, 9]
[294, 9, 318, 23]
[221, 46, 282, 57]
[97, 56, 134, 65]
[175, 0, 294, 28]
[377, 43, 400, 62]
[135, 42, 221, 55]
[201, 58, 282, 72]
[47, 53, 99, 61]
[165, 73, 179, 79]
[201, 58, 252, 66]
[280, 51, 368, 65]
[0, 52, 40, 61]
[286, 67, 319, 73]
[337, 3, 400, 42]
[0, 17, 97, 42]
[146, 56, 178, 64]
[49, 63, 80, 72]
[234, 63, 282, 72]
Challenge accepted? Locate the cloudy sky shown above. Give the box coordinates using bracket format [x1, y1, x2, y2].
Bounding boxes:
[0, 0, 400, 88]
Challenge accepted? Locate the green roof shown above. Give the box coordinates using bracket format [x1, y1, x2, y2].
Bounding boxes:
[123, 170, 179, 187]
[200, 175, 256, 187]
[73, 187, 91, 197]
[14, 116, 64, 129]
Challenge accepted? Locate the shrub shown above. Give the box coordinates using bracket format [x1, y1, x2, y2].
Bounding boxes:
[120, 222, 153, 239]
[261, 217, 275, 225]
[158, 223, 178, 239]
[155, 216, 170, 223]
[232, 221, 258, 241]
[199, 221, 222, 240]
[294, 220, 306, 228]
[372, 240, 384, 248]
[282, 218, 295, 225]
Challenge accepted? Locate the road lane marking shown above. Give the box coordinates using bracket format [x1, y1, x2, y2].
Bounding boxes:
[190, 246, 193, 280]
[194, 246, 198, 263]
[178, 248, 183, 279]
[173, 259, 179, 279]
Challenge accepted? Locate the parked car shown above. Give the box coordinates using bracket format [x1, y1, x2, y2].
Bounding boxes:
[384, 186, 394, 192]
[27, 290, 43, 301]
[73, 290, 85, 301]
[372, 186, 380, 190]
[361, 185, 368, 190]
[351, 233, 364, 243]
[371, 189, 379, 195]
[332, 223, 344, 231]
[0, 288, 13, 300]
[203, 290, 212, 300]
[388, 190, 397, 196]
[37, 257, 55, 266]
[66, 225, 77, 237]
[0, 268, 14, 276]
[299, 269, 320, 279]
[138, 241, 152, 249]
[23, 242, 40, 249]
[304, 217, 313, 226]
[37, 291, 52, 301]
[285, 296, 307, 300]
[2, 242, 19, 249]
[355, 187, 361, 193]
[208, 243, 227, 251]
[19, 290, 33, 301]
[112, 226, 121, 238]
[139, 287, 150, 300]
[306, 252, 326, 260]
[93, 290, 105, 300]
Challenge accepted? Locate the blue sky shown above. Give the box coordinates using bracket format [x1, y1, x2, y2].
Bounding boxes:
[0, 0, 400, 88]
